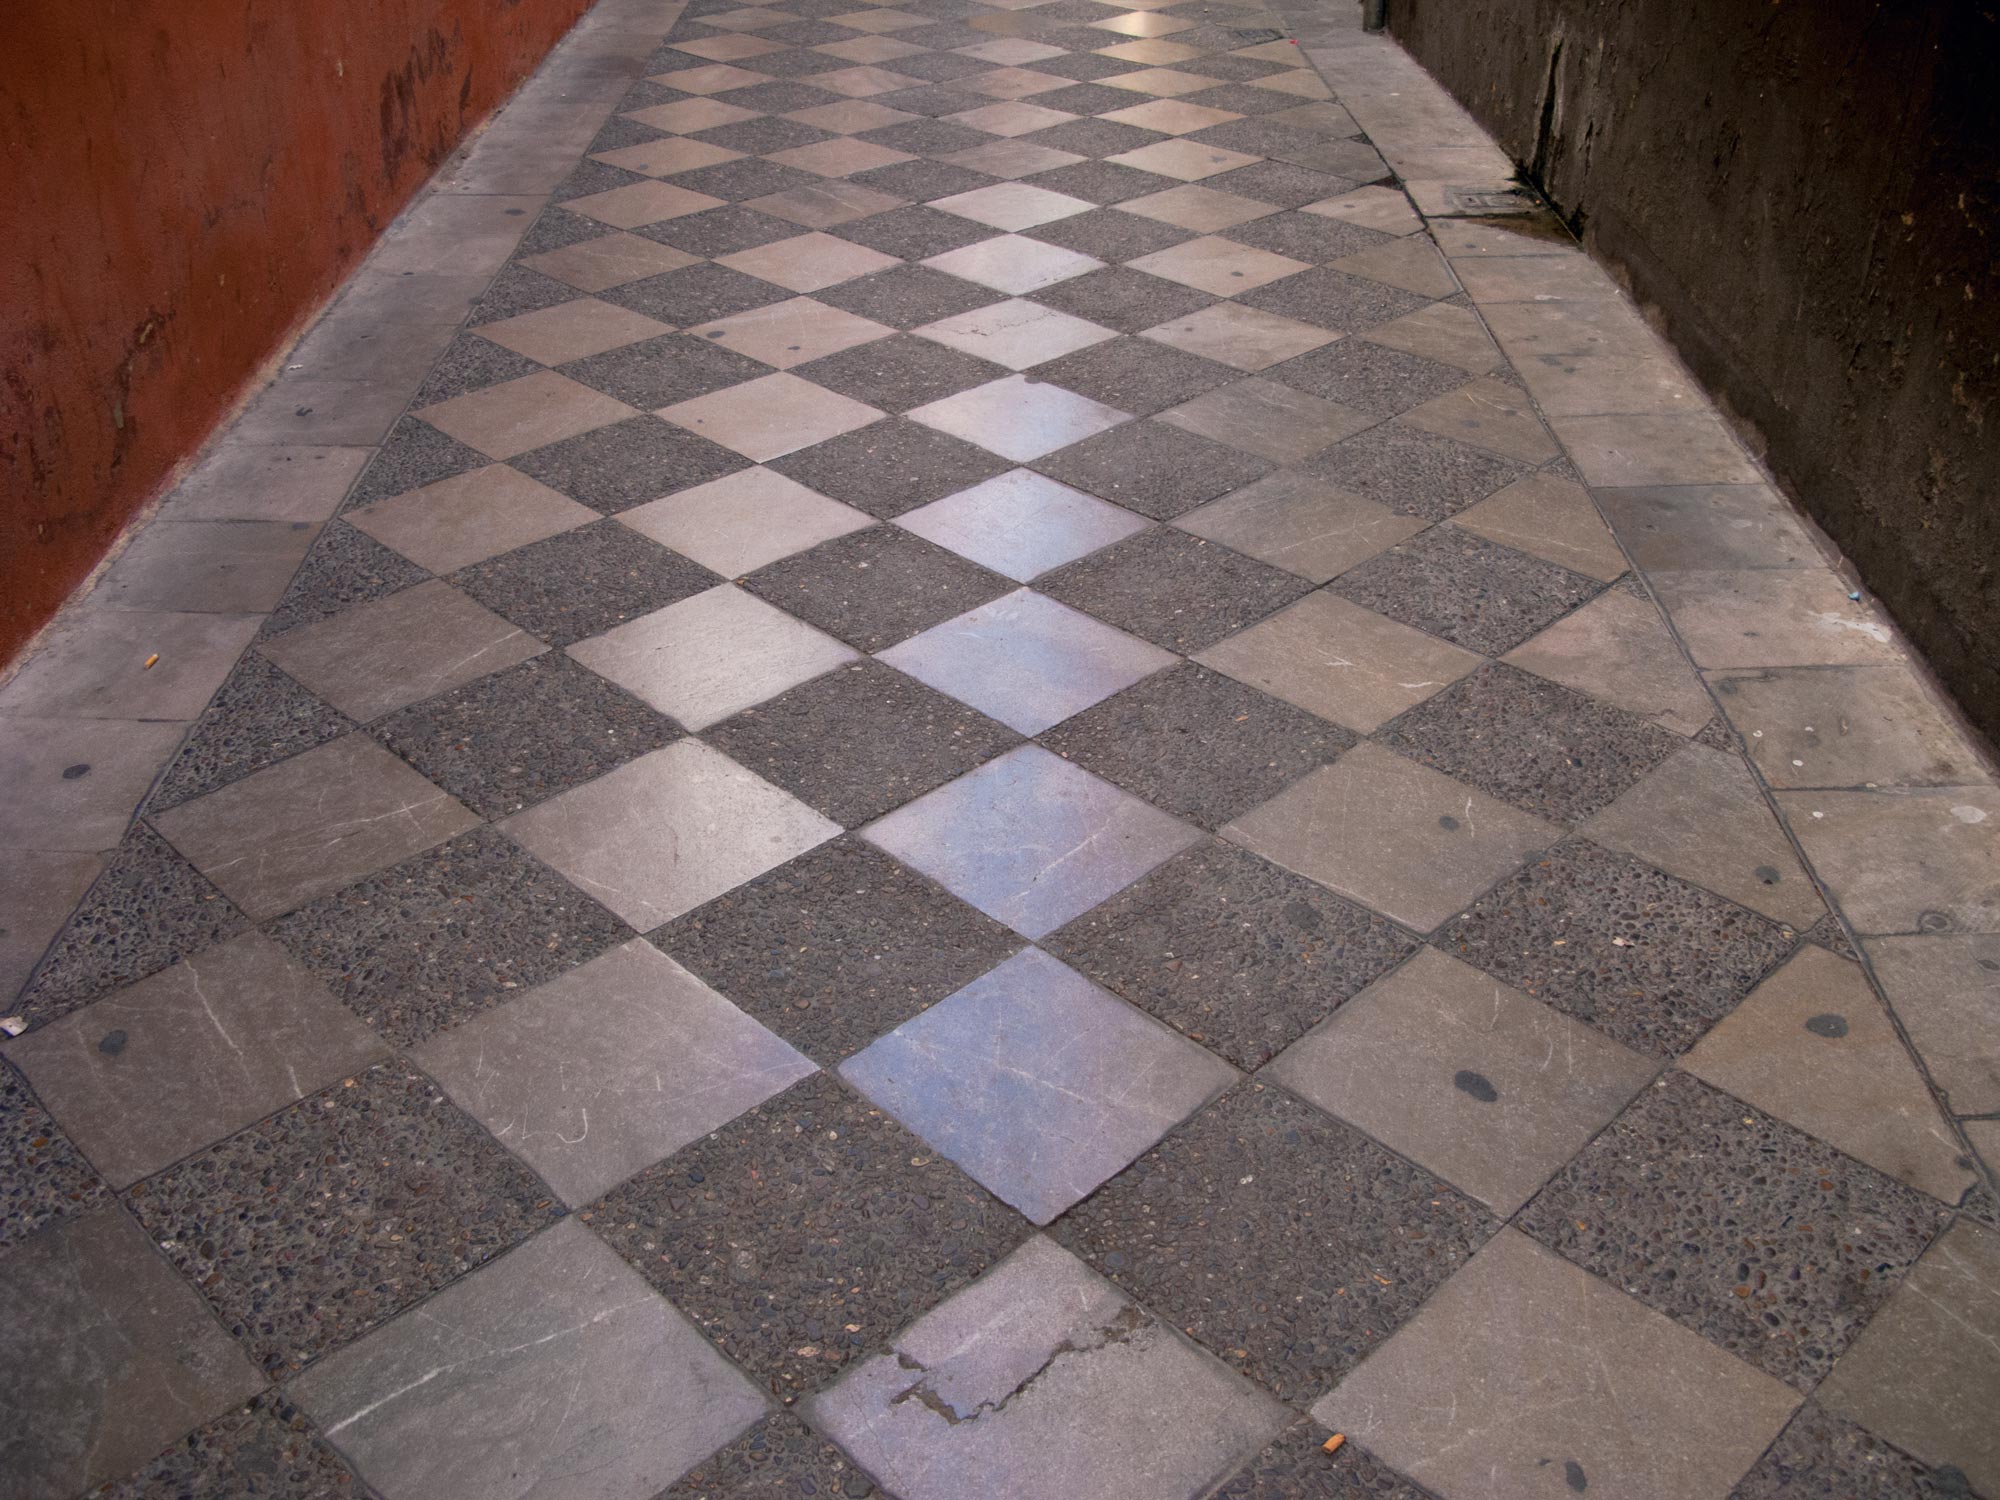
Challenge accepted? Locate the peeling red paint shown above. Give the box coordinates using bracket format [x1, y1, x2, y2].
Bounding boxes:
[0, 0, 591, 664]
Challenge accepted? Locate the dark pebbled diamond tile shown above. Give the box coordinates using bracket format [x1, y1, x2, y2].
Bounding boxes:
[855, 118, 997, 160]
[1031, 50, 1145, 82]
[1518, 1071, 1951, 1389]
[1215, 1420, 1438, 1500]
[343, 416, 486, 512]
[0, 1062, 108, 1250]
[1333, 526, 1602, 658]
[818, 264, 1007, 329]
[1176, 54, 1294, 83]
[794, 334, 1008, 414]
[1021, 158, 1182, 206]
[588, 113, 670, 153]
[1183, 82, 1305, 117]
[659, 1412, 881, 1499]
[758, 18, 856, 45]
[1033, 335, 1235, 414]
[562, 335, 771, 412]
[1435, 838, 1797, 1056]
[1238, 266, 1430, 333]
[734, 44, 850, 76]
[1380, 662, 1681, 824]
[641, 204, 804, 257]
[831, 203, 1000, 259]
[510, 412, 753, 513]
[468, 263, 587, 325]
[1055, 1083, 1496, 1405]
[373, 653, 678, 818]
[655, 835, 1022, 1063]
[692, 115, 836, 155]
[1028, 265, 1217, 333]
[267, 824, 630, 1047]
[1042, 661, 1353, 830]
[512, 205, 612, 259]
[18, 828, 249, 1029]
[153, 657, 351, 816]
[1303, 423, 1532, 522]
[411, 334, 543, 408]
[742, 526, 1012, 650]
[703, 658, 1020, 827]
[1019, 118, 1168, 164]
[1730, 1400, 1974, 1500]
[1031, 84, 1149, 119]
[1266, 337, 1473, 417]
[553, 158, 647, 206]
[1802, 912, 1861, 961]
[1206, 161, 1357, 211]
[91, 1393, 362, 1500]
[870, 84, 995, 118]
[848, 158, 1003, 204]
[715, 80, 849, 115]
[769, 417, 1010, 517]
[1024, 205, 1195, 261]
[1047, 837, 1413, 1068]
[125, 1064, 558, 1375]
[451, 518, 721, 648]
[874, 55, 995, 88]
[1220, 208, 1392, 263]
[600, 263, 792, 326]
[1033, 419, 1273, 519]
[590, 1072, 1028, 1397]
[1039, 526, 1314, 653]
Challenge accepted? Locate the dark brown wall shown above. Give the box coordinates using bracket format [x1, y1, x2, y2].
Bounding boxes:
[0, 0, 592, 660]
[1388, 0, 2000, 741]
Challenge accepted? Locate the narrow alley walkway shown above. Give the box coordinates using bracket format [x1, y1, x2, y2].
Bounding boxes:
[3, 0, 1997, 1496]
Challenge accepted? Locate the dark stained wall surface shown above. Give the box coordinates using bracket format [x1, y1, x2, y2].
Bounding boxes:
[1388, 0, 2000, 741]
[1, 0, 592, 662]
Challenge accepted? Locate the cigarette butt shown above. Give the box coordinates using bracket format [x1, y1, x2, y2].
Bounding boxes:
[143, 653, 160, 669]
[1323, 1434, 1345, 1455]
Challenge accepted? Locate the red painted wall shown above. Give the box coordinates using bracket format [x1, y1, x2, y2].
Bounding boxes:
[0, 0, 593, 660]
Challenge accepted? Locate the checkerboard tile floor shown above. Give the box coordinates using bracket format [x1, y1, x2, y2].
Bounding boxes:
[4, 0, 1994, 1496]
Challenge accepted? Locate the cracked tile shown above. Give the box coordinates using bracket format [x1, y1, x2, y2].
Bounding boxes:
[808, 1235, 1284, 1499]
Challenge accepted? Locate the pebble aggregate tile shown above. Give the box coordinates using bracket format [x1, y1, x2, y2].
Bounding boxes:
[0, 1063, 107, 1250]
[1031, 418, 1273, 517]
[266, 825, 630, 1048]
[1055, 1082, 1497, 1404]
[1730, 1400, 1976, 1500]
[817, 263, 1008, 326]
[1039, 526, 1314, 653]
[410, 333, 544, 407]
[834, 202, 1002, 257]
[768, 416, 1012, 515]
[260, 521, 431, 639]
[640, 202, 804, 255]
[125, 1064, 559, 1375]
[591, 1071, 1028, 1398]
[450, 518, 722, 647]
[659, 1412, 882, 1499]
[370, 651, 678, 818]
[509, 412, 753, 511]
[1046, 837, 1415, 1068]
[1436, 838, 1799, 1056]
[89, 1394, 363, 1500]
[794, 332, 1010, 411]
[1026, 264, 1216, 330]
[1023, 203, 1197, 259]
[339, 420, 486, 513]
[702, 657, 1022, 825]
[1236, 266, 1428, 332]
[1303, 421, 1531, 521]
[601, 262, 794, 325]
[1220, 207, 1388, 263]
[1213, 1421, 1438, 1500]
[1518, 1070, 1952, 1389]
[743, 524, 1014, 649]
[1267, 336, 1472, 417]
[1040, 660, 1354, 829]
[467, 262, 586, 324]
[561, 334, 770, 412]
[849, 156, 1003, 201]
[17, 827, 250, 1029]
[149, 652, 354, 812]
[655, 834, 1022, 1062]
[1381, 662, 1685, 825]
[1031, 335, 1235, 413]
